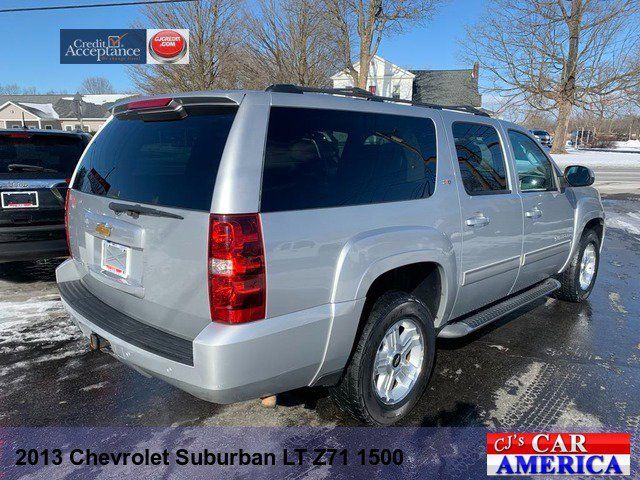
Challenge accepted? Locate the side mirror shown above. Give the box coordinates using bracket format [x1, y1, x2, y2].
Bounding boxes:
[564, 165, 595, 187]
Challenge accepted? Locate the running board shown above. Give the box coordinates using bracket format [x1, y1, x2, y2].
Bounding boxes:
[438, 278, 561, 339]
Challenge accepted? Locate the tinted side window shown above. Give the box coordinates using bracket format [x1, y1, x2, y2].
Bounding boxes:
[508, 130, 556, 192]
[261, 107, 437, 212]
[452, 122, 508, 195]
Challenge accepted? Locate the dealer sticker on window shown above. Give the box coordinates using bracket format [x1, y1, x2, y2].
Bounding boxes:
[101, 240, 131, 279]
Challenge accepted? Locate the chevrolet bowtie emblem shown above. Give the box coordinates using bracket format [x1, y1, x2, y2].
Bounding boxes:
[95, 223, 111, 237]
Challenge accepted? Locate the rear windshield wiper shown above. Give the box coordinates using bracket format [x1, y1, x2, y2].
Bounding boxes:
[108, 202, 184, 220]
[7, 163, 58, 173]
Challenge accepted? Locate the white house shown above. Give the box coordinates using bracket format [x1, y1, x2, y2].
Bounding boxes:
[331, 55, 482, 107]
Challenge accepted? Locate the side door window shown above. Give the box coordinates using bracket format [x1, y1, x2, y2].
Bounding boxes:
[261, 107, 437, 212]
[451, 122, 509, 195]
[508, 130, 557, 192]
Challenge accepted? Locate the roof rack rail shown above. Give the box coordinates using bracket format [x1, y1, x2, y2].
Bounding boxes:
[266, 83, 489, 117]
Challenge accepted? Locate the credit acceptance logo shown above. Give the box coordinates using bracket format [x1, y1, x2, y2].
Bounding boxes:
[487, 432, 631, 476]
[61, 29, 189, 64]
[61, 29, 146, 64]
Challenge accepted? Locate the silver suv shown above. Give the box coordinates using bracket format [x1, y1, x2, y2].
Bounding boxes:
[57, 86, 604, 425]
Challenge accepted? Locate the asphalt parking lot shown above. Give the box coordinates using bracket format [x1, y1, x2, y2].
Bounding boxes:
[1, 194, 639, 429]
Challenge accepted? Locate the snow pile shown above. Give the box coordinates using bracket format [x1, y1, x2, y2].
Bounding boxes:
[552, 150, 640, 169]
[614, 140, 640, 152]
[606, 211, 640, 236]
[18, 102, 59, 119]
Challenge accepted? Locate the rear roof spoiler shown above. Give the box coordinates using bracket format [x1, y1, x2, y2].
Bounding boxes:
[111, 96, 238, 116]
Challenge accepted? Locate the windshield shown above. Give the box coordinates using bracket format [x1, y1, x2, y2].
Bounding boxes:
[0, 133, 86, 177]
[73, 105, 237, 211]
[532, 130, 549, 136]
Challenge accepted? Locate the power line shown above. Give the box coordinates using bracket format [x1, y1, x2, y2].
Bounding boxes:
[0, 0, 197, 13]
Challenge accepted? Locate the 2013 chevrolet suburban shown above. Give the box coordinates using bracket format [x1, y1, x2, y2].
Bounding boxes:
[56, 86, 604, 425]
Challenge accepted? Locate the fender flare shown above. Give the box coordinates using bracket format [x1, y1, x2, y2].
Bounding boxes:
[330, 226, 457, 326]
[559, 191, 605, 273]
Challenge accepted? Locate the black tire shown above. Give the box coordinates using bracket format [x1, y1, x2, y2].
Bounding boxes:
[553, 229, 600, 302]
[330, 291, 436, 426]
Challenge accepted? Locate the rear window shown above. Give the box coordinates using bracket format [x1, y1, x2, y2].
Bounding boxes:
[73, 105, 237, 211]
[0, 133, 86, 177]
[261, 107, 437, 212]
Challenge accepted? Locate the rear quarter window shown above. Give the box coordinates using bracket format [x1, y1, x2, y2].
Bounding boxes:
[261, 107, 437, 212]
[73, 105, 237, 211]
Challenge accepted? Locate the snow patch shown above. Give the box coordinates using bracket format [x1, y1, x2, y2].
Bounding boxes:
[18, 102, 59, 120]
[489, 344, 509, 352]
[606, 212, 640, 236]
[608, 292, 628, 314]
[61, 94, 131, 106]
[80, 381, 108, 392]
[490, 361, 543, 426]
[0, 299, 64, 323]
[552, 150, 640, 169]
[555, 401, 603, 427]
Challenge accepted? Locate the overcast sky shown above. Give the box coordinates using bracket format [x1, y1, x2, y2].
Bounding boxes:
[0, 0, 485, 94]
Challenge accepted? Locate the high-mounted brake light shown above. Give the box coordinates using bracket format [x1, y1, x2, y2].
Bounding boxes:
[64, 189, 76, 258]
[6, 132, 32, 139]
[127, 98, 172, 110]
[208, 214, 266, 324]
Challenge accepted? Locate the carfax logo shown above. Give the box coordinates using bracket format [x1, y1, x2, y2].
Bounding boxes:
[61, 29, 146, 64]
[487, 432, 631, 476]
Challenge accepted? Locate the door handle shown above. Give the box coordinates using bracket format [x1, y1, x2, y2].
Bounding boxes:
[466, 213, 490, 227]
[525, 207, 543, 219]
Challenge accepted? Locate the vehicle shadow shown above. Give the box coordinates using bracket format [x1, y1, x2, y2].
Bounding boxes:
[0, 258, 65, 283]
[419, 401, 485, 426]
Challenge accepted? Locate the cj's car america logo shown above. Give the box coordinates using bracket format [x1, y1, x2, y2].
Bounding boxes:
[487, 433, 631, 476]
[61, 29, 189, 64]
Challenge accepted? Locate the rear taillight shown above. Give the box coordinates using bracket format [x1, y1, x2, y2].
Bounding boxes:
[208, 213, 266, 324]
[64, 189, 75, 258]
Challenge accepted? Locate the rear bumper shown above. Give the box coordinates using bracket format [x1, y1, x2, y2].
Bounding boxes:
[56, 259, 359, 403]
[0, 224, 67, 262]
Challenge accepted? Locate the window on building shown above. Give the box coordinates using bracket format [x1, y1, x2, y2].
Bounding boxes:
[65, 126, 73, 131]
[74, 124, 82, 131]
[392, 84, 401, 99]
[45, 125, 53, 130]
[452, 122, 508, 195]
[261, 107, 438, 212]
[508, 130, 556, 192]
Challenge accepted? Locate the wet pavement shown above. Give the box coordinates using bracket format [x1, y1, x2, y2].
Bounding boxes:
[0, 195, 638, 428]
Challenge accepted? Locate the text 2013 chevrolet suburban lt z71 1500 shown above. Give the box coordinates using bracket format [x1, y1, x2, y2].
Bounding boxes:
[56, 86, 604, 425]
[1, 129, 90, 262]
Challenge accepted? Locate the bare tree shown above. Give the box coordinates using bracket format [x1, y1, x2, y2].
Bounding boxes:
[242, 0, 339, 88]
[128, 0, 244, 93]
[463, 0, 640, 153]
[324, 0, 444, 89]
[0, 84, 37, 94]
[79, 76, 115, 94]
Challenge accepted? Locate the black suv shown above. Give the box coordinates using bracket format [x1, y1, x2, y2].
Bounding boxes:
[0, 129, 90, 262]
